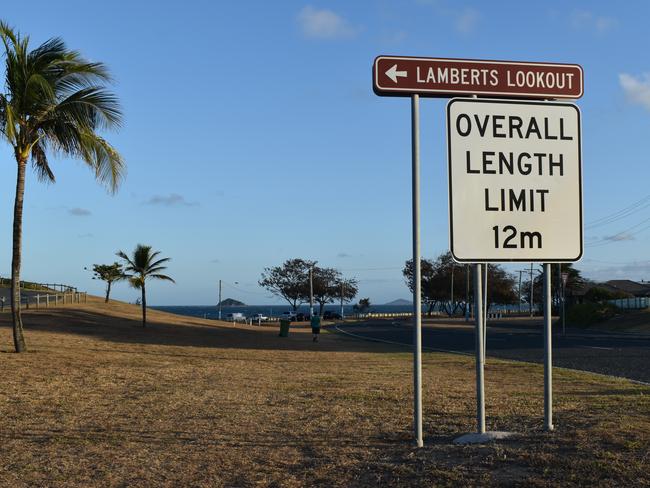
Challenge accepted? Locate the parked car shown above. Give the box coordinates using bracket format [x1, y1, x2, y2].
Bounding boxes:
[323, 311, 342, 320]
[249, 313, 268, 322]
[225, 312, 246, 322]
[280, 311, 297, 321]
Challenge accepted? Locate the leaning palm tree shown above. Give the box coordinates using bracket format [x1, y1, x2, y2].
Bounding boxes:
[0, 22, 124, 352]
[117, 245, 175, 328]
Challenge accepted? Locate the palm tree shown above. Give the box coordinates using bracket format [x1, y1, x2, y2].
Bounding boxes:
[117, 245, 175, 328]
[0, 22, 124, 352]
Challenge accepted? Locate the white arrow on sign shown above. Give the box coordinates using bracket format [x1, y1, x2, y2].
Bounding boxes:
[385, 64, 407, 83]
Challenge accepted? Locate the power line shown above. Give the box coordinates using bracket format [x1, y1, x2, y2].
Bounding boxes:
[586, 215, 650, 247]
[582, 258, 650, 266]
[586, 194, 650, 229]
[221, 281, 271, 296]
[338, 266, 403, 271]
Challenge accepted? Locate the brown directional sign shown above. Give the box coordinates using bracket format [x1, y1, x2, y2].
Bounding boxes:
[373, 56, 583, 99]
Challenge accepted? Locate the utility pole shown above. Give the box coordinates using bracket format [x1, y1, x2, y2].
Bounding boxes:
[450, 264, 454, 317]
[340, 281, 345, 319]
[218, 279, 222, 320]
[309, 266, 314, 318]
[557, 263, 562, 314]
[562, 281, 566, 335]
[561, 270, 568, 335]
[530, 262, 534, 317]
[465, 264, 470, 322]
[483, 264, 488, 322]
[518, 270, 523, 314]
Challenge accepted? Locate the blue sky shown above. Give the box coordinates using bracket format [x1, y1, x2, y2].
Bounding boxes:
[1, 1, 649, 305]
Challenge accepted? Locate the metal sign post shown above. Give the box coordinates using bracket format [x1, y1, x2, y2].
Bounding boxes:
[483, 264, 488, 358]
[543, 263, 554, 431]
[411, 94, 424, 448]
[474, 263, 486, 433]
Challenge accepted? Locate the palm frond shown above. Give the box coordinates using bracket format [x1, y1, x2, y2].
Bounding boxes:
[129, 276, 143, 289]
[149, 257, 172, 269]
[30, 140, 55, 182]
[77, 130, 125, 193]
[116, 250, 136, 269]
[150, 274, 175, 283]
[53, 86, 122, 129]
[0, 21, 18, 47]
[55, 61, 112, 92]
[146, 266, 170, 275]
[25, 73, 56, 106]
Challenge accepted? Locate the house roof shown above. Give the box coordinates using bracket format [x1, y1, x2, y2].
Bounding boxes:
[602, 280, 650, 297]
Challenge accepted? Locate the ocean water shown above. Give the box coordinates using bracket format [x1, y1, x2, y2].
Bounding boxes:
[153, 302, 527, 321]
[153, 303, 414, 320]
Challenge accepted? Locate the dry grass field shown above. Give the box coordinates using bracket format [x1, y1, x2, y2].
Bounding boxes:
[0, 296, 648, 487]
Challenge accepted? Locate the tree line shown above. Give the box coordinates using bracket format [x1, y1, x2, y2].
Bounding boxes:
[403, 251, 589, 316]
[258, 258, 360, 315]
[403, 252, 517, 316]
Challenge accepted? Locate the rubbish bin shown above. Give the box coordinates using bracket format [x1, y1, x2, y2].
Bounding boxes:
[279, 319, 290, 337]
[310, 315, 321, 330]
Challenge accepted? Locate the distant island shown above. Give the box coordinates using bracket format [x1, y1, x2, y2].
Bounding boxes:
[384, 299, 412, 306]
[218, 298, 246, 306]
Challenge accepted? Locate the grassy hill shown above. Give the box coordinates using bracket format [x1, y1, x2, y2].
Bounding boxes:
[0, 296, 648, 486]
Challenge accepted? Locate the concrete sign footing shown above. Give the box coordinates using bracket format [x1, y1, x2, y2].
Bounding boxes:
[453, 431, 515, 445]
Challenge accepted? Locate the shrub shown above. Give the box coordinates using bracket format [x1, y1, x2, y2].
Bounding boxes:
[584, 287, 631, 302]
[567, 302, 619, 327]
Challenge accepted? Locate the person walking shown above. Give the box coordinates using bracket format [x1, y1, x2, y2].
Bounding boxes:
[311, 314, 321, 342]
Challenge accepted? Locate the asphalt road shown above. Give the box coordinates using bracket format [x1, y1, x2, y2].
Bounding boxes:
[333, 318, 650, 384]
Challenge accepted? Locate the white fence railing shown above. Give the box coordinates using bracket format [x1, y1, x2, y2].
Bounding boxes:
[607, 297, 649, 310]
[0, 292, 88, 311]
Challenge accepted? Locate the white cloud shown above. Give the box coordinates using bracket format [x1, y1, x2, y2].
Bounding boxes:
[68, 207, 91, 217]
[455, 8, 479, 34]
[582, 261, 650, 282]
[382, 30, 407, 44]
[297, 6, 356, 40]
[144, 193, 197, 207]
[619, 73, 650, 111]
[571, 10, 617, 33]
[603, 232, 635, 242]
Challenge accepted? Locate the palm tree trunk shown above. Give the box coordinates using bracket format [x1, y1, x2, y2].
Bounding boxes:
[105, 281, 111, 303]
[11, 157, 27, 352]
[141, 282, 146, 327]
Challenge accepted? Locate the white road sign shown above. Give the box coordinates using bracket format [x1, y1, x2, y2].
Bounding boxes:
[447, 99, 582, 262]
